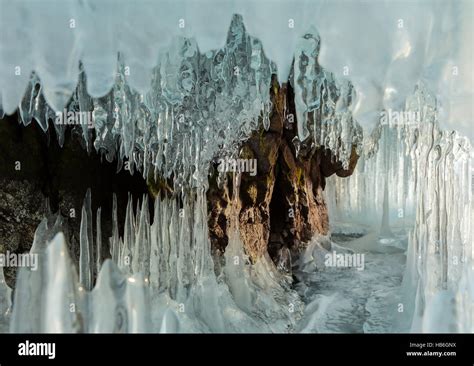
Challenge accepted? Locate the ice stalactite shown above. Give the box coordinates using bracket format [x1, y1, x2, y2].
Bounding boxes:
[5, 188, 301, 333]
[16, 15, 273, 189]
[326, 115, 417, 231]
[326, 83, 473, 332]
[2, 1, 471, 142]
[406, 122, 473, 331]
[291, 29, 362, 168]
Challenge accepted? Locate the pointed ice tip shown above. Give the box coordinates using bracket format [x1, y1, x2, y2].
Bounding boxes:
[95, 259, 122, 285]
[42, 89, 73, 112]
[226, 14, 246, 44]
[48, 232, 68, 252]
[160, 308, 179, 333]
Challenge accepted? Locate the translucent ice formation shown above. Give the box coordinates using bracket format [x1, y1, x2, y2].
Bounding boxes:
[326, 84, 473, 332]
[291, 30, 362, 168]
[15, 15, 274, 188]
[0, 0, 472, 334]
[5, 189, 302, 333]
[12, 16, 365, 184]
[1, 0, 472, 142]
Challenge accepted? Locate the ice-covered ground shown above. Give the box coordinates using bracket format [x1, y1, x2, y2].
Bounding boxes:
[295, 225, 409, 333]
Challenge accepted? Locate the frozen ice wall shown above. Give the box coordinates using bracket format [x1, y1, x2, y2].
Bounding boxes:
[326, 84, 473, 332]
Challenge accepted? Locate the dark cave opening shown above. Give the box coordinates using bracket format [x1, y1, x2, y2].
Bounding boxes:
[0, 113, 151, 287]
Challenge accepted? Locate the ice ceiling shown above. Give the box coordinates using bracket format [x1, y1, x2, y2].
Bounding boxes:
[0, 0, 472, 142]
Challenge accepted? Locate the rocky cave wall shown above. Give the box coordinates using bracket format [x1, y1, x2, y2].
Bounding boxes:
[207, 78, 359, 264]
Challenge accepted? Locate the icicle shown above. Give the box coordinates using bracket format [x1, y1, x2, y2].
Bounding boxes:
[90, 260, 129, 333]
[110, 193, 119, 264]
[176, 194, 192, 303]
[96, 207, 102, 277]
[292, 29, 361, 168]
[132, 195, 150, 280]
[327, 83, 473, 332]
[43, 233, 82, 333]
[380, 176, 393, 237]
[159, 308, 179, 333]
[79, 189, 93, 291]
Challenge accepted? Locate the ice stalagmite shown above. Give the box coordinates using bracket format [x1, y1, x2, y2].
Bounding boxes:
[42, 233, 82, 333]
[5, 187, 301, 333]
[79, 189, 93, 291]
[11, 231, 83, 333]
[90, 260, 129, 333]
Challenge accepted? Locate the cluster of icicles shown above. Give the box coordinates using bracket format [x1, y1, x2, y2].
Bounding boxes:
[326, 83, 474, 332]
[0, 187, 302, 333]
[6, 15, 360, 189]
[14, 15, 274, 189]
[0, 11, 365, 335]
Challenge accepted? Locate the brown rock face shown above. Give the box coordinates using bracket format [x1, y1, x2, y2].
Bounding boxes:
[207, 78, 359, 263]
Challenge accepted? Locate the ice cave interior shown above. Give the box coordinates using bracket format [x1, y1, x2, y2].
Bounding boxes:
[0, 0, 472, 333]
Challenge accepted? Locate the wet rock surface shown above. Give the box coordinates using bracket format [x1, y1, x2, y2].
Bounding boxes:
[207, 80, 358, 264]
